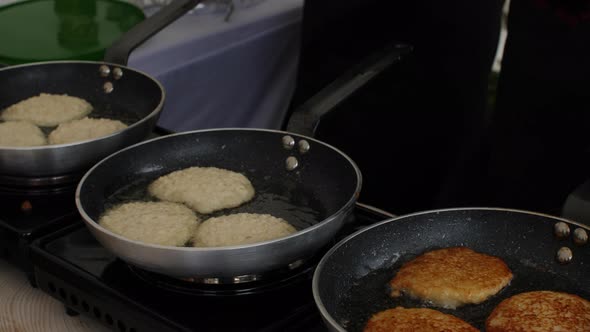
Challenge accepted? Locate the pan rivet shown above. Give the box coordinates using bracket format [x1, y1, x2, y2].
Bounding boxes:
[286, 156, 298, 171]
[554, 222, 570, 239]
[103, 82, 114, 94]
[298, 140, 310, 154]
[556, 247, 573, 264]
[99, 65, 111, 77]
[573, 228, 588, 245]
[113, 67, 123, 80]
[282, 136, 295, 150]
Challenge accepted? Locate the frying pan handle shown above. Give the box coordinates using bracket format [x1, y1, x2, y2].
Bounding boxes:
[355, 202, 396, 219]
[103, 0, 203, 66]
[286, 43, 412, 137]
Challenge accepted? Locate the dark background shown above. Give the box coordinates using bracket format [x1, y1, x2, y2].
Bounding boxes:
[287, 0, 590, 216]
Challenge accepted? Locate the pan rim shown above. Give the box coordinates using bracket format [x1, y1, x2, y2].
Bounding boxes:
[75, 127, 363, 252]
[311, 206, 590, 332]
[0, 60, 165, 151]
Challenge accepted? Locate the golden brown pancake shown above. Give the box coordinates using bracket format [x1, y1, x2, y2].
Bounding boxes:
[486, 291, 590, 332]
[363, 307, 478, 332]
[389, 247, 513, 309]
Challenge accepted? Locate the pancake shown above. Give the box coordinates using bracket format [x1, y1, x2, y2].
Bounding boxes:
[0, 121, 46, 147]
[48, 117, 127, 144]
[364, 307, 478, 332]
[99, 201, 199, 246]
[389, 247, 513, 309]
[2, 93, 92, 127]
[486, 291, 590, 332]
[148, 167, 255, 214]
[193, 213, 296, 247]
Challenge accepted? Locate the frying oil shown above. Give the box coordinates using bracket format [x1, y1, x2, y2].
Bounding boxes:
[103, 173, 323, 245]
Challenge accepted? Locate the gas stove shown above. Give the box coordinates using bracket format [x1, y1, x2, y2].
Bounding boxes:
[29, 204, 390, 332]
[0, 127, 171, 284]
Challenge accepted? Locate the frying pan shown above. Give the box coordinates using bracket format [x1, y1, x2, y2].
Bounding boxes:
[76, 128, 361, 278]
[74, 44, 411, 279]
[312, 208, 590, 331]
[0, 0, 202, 177]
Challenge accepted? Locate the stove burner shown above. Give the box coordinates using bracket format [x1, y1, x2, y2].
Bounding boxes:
[127, 257, 315, 296]
[184, 259, 305, 284]
[0, 173, 82, 195]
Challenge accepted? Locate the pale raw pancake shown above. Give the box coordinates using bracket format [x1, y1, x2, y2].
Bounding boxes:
[193, 213, 296, 247]
[486, 291, 590, 332]
[148, 167, 255, 214]
[48, 117, 127, 144]
[0, 121, 46, 147]
[364, 307, 478, 332]
[99, 201, 199, 246]
[2, 93, 92, 127]
[389, 247, 513, 309]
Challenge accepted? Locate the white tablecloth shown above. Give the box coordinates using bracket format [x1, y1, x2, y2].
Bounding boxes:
[129, 0, 303, 132]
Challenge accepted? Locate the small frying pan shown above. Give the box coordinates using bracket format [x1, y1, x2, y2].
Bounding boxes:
[312, 208, 590, 331]
[0, 0, 202, 178]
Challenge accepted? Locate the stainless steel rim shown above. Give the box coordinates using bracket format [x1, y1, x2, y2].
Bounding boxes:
[311, 207, 589, 331]
[76, 128, 363, 252]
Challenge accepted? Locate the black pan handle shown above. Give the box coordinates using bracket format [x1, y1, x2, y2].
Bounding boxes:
[286, 43, 412, 137]
[103, 0, 202, 66]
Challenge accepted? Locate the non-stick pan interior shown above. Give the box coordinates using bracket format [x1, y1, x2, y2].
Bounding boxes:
[78, 129, 360, 231]
[0, 62, 162, 127]
[315, 208, 590, 331]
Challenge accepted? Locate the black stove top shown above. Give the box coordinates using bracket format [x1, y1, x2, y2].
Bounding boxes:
[30, 204, 390, 332]
[0, 187, 78, 282]
[0, 127, 171, 282]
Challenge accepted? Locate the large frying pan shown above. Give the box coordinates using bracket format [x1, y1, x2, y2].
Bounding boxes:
[76, 129, 361, 278]
[312, 208, 590, 331]
[0, 0, 202, 177]
[75, 44, 411, 279]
